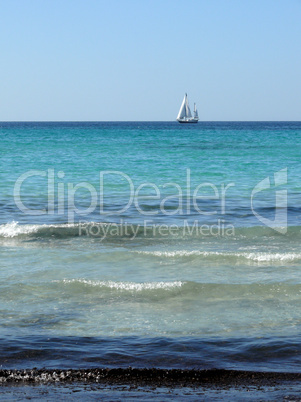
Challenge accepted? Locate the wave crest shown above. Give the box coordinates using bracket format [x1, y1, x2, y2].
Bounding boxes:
[58, 279, 185, 292]
[135, 250, 301, 263]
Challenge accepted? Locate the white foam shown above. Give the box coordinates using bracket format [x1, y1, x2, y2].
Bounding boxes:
[0, 222, 82, 238]
[0, 222, 39, 238]
[135, 250, 210, 257]
[59, 279, 184, 291]
[134, 250, 301, 263]
[244, 252, 301, 262]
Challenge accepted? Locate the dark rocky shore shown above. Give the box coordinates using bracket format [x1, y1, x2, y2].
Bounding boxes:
[0, 368, 300, 388]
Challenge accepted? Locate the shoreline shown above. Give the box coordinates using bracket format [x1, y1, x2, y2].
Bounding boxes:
[1, 368, 301, 387]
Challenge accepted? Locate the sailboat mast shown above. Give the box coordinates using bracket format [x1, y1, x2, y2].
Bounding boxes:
[194, 103, 199, 120]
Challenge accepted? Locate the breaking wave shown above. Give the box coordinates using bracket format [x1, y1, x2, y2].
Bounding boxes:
[58, 279, 184, 292]
[1, 221, 301, 240]
[134, 250, 301, 263]
[51, 279, 301, 302]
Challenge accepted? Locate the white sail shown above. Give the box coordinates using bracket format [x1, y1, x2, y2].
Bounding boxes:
[194, 103, 199, 119]
[177, 95, 187, 120]
[185, 99, 192, 118]
[177, 94, 199, 123]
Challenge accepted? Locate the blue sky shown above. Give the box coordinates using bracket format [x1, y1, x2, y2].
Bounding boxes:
[0, 0, 300, 121]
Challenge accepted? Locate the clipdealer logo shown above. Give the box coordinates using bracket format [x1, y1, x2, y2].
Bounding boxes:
[13, 169, 235, 219]
[13, 168, 288, 237]
[251, 168, 287, 234]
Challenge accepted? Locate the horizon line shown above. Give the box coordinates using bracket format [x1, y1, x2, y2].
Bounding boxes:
[0, 120, 300, 123]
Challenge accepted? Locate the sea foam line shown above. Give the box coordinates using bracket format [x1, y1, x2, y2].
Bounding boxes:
[58, 279, 184, 291]
[0, 221, 79, 238]
[134, 250, 301, 262]
[0, 221, 39, 237]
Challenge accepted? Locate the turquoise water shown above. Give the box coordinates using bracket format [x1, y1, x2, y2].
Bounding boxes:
[0, 121, 301, 371]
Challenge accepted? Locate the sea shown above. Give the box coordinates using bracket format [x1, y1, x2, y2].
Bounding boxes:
[1, 121, 301, 374]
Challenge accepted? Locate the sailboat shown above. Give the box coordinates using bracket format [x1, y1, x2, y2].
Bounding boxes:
[177, 93, 199, 123]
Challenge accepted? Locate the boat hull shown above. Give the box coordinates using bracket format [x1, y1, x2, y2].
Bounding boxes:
[177, 119, 198, 124]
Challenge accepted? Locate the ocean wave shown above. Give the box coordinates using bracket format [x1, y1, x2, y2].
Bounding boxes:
[134, 250, 301, 263]
[57, 279, 184, 292]
[1, 221, 301, 242]
[0, 221, 39, 237]
[0, 221, 80, 238]
[244, 252, 301, 262]
[52, 279, 301, 301]
[2, 222, 301, 266]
